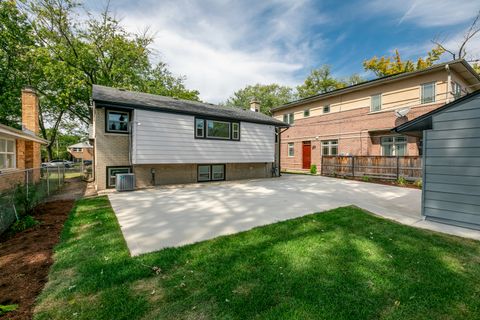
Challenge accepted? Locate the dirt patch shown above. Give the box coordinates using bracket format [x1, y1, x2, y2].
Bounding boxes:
[0, 199, 75, 320]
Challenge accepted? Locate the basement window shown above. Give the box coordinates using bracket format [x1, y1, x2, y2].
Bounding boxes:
[107, 166, 131, 188]
[198, 164, 225, 182]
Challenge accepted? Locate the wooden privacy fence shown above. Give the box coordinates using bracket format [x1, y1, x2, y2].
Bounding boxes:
[321, 156, 422, 181]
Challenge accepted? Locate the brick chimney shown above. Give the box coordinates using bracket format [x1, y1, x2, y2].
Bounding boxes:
[21, 86, 41, 170]
[249, 99, 260, 112]
[21, 86, 40, 135]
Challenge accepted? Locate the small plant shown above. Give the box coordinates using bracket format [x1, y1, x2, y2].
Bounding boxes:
[415, 179, 422, 188]
[397, 176, 407, 186]
[362, 175, 371, 182]
[0, 304, 18, 316]
[310, 164, 317, 175]
[10, 215, 39, 233]
[14, 183, 38, 217]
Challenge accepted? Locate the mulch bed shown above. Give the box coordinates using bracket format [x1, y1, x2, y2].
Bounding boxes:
[0, 200, 75, 320]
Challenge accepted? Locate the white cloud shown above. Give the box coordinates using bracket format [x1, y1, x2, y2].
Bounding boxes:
[369, 0, 479, 27]
[88, 0, 327, 103]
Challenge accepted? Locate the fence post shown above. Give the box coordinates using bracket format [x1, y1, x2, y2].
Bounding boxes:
[351, 156, 355, 177]
[57, 166, 61, 188]
[47, 168, 50, 195]
[26, 169, 29, 200]
[396, 156, 400, 180]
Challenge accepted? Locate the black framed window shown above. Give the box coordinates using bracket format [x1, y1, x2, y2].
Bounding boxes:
[107, 166, 131, 188]
[195, 117, 240, 141]
[303, 109, 310, 117]
[198, 164, 225, 182]
[106, 109, 130, 133]
[323, 105, 330, 113]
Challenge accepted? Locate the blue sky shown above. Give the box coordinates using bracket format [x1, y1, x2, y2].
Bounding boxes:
[85, 0, 480, 102]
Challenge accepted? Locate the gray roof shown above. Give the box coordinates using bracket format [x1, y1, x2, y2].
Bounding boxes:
[68, 141, 93, 149]
[92, 85, 288, 127]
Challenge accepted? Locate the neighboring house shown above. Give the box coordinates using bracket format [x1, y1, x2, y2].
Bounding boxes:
[67, 142, 93, 162]
[394, 90, 480, 230]
[272, 59, 480, 171]
[91, 85, 288, 190]
[0, 87, 48, 188]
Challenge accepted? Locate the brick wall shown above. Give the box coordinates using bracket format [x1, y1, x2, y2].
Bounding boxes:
[94, 108, 130, 190]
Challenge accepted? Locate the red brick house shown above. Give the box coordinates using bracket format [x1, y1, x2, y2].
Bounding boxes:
[67, 142, 93, 163]
[0, 87, 47, 178]
[272, 60, 480, 171]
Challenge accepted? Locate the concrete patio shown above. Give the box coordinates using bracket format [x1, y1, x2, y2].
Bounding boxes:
[108, 174, 480, 256]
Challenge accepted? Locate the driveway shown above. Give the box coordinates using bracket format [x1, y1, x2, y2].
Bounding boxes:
[109, 174, 423, 255]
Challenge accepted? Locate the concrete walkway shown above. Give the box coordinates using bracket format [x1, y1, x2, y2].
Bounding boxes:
[108, 174, 479, 256]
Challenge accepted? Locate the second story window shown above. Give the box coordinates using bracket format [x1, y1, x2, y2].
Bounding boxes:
[72, 148, 82, 152]
[421, 82, 436, 104]
[452, 81, 462, 100]
[283, 113, 294, 124]
[303, 109, 310, 117]
[195, 118, 240, 140]
[106, 110, 129, 133]
[371, 94, 382, 112]
[323, 105, 330, 113]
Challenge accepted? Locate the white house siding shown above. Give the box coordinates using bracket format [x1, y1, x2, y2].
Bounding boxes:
[423, 96, 480, 229]
[132, 109, 275, 164]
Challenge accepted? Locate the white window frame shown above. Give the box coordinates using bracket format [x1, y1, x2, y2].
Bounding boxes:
[287, 142, 294, 157]
[371, 94, 382, 112]
[421, 82, 436, 104]
[321, 140, 338, 156]
[381, 136, 407, 156]
[72, 147, 82, 152]
[106, 110, 130, 133]
[283, 113, 294, 124]
[452, 81, 462, 100]
[195, 118, 205, 138]
[206, 120, 231, 140]
[0, 137, 16, 170]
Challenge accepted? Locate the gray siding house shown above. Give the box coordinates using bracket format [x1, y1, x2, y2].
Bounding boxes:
[91, 85, 288, 190]
[395, 90, 480, 230]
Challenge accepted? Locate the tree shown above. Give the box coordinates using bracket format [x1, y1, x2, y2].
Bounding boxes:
[432, 10, 480, 62]
[341, 74, 365, 86]
[11, 0, 199, 159]
[296, 65, 345, 98]
[224, 84, 295, 115]
[363, 46, 444, 77]
[0, 0, 34, 128]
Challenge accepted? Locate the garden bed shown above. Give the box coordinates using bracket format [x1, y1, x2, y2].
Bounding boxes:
[0, 200, 74, 320]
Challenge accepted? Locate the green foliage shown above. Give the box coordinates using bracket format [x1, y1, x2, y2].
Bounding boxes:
[10, 215, 39, 233]
[14, 183, 39, 217]
[415, 179, 423, 188]
[0, 304, 18, 316]
[35, 197, 480, 320]
[224, 83, 295, 115]
[362, 175, 371, 182]
[363, 45, 445, 77]
[297, 65, 346, 98]
[310, 164, 317, 174]
[0, 0, 34, 128]
[397, 176, 407, 186]
[473, 63, 480, 75]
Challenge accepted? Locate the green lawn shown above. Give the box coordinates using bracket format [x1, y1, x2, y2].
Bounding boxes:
[34, 196, 480, 320]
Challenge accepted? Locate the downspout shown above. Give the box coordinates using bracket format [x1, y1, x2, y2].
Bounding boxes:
[445, 64, 451, 103]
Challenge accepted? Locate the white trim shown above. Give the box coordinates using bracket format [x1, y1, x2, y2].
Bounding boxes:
[370, 94, 382, 112]
[287, 142, 294, 157]
[0, 136, 16, 170]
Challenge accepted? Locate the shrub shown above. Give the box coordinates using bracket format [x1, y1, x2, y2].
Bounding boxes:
[10, 215, 39, 233]
[0, 304, 18, 316]
[397, 176, 407, 186]
[310, 164, 317, 175]
[14, 183, 38, 217]
[415, 179, 423, 188]
[362, 175, 371, 182]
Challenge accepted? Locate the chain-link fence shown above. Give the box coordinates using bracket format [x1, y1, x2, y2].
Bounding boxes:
[0, 166, 68, 235]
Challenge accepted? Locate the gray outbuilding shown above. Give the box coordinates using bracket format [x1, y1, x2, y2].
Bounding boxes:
[394, 90, 480, 230]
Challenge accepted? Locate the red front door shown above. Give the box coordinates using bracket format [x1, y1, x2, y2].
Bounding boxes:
[302, 141, 311, 169]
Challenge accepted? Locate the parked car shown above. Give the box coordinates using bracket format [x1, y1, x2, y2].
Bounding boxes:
[44, 159, 72, 168]
[83, 160, 92, 166]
